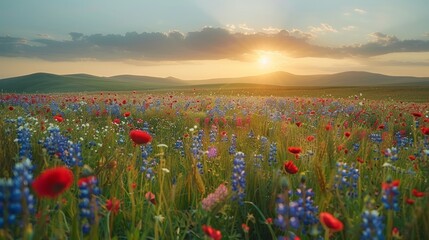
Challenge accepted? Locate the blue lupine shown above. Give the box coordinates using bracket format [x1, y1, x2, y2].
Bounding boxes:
[78, 175, 101, 234]
[253, 154, 263, 168]
[106, 103, 121, 117]
[294, 179, 319, 231]
[248, 130, 255, 139]
[369, 133, 382, 144]
[0, 158, 35, 230]
[361, 196, 384, 240]
[191, 131, 204, 174]
[274, 177, 299, 238]
[353, 143, 360, 152]
[209, 126, 217, 143]
[229, 134, 237, 155]
[384, 147, 399, 161]
[142, 121, 151, 134]
[16, 117, 32, 160]
[260, 136, 268, 153]
[334, 162, 360, 198]
[43, 126, 68, 156]
[395, 131, 412, 149]
[174, 139, 185, 157]
[231, 152, 246, 204]
[381, 178, 400, 211]
[140, 143, 157, 180]
[268, 143, 277, 166]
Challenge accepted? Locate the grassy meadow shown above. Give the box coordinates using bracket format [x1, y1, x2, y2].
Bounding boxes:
[1, 88, 429, 240]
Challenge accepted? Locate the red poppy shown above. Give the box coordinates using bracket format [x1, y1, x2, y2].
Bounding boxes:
[54, 115, 63, 122]
[106, 198, 121, 215]
[284, 161, 299, 174]
[265, 218, 273, 224]
[421, 127, 429, 135]
[145, 191, 156, 205]
[32, 166, 74, 199]
[295, 122, 302, 127]
[412, 189, 425, 198]
[241, 223, 250, 233]
[319, 212, 343, 232]
[123, 112, 131, 117]
[8, 106, 14, 111]
[392, 227, 400, 238]
[202, 225, 222, 240]
[382, 179, 400, 190]
[406, 198, 415, 205]
[288, 147, 302, 155]
[113, 118, 121, 125]
[306, 135, 315, 142]
[325, 124, 332, 131]
[408, 155, 416, 161]
[357, 157, 364, 163]
[412, 112, 422, 118]
[344, 132, 351, 138]
[129, 130, 152, 145]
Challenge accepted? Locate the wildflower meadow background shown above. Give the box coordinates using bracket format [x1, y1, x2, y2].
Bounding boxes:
[1, 90, 428, 240]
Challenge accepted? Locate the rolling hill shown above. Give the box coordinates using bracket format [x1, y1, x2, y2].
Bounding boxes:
[0, 71, 429, 93]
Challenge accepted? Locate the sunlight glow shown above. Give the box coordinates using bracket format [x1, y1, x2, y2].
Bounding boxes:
[258, 56, 270, 66]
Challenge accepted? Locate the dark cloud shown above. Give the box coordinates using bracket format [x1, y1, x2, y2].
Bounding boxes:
[344, 32, 429, 57]
[0, 28, 429, 61]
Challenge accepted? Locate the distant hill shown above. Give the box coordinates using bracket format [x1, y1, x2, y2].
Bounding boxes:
[191, 71, 429, 87]
[0, 72, 186, 93]
[1, 71, 429, 93]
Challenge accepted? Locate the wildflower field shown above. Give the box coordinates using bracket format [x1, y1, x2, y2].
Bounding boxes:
[1, 89, 429, 240]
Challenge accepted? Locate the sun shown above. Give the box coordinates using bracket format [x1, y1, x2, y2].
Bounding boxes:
[258, 56, 270, 66]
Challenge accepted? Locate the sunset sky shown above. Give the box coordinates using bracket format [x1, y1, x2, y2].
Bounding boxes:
[1, 0, 429, 79]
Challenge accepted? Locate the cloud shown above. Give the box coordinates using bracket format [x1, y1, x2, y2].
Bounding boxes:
[36, 34, 52, 39]
[342, 26, 356, 31]
[343, 32, 429, 57]
[354, 8, 367, 14]
[309, 23, 338, 33]
[1, 28, 429, 61]
[369, 32, 399, 45]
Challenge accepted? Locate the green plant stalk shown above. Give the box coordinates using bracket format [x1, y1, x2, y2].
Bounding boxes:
[244, 201, 276, 240]
[386, 209, 393, 240]
[324, 227, 330, 240]
[155, 149, 166, 239]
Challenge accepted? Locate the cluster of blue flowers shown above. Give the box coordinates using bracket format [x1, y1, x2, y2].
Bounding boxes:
[231, 152, 246, 204]
[140, 143, 157, 180]
[369, 133, 382, 144]
[381, 178, 400, 212]
[42, 126, 83, 167]
[275, 177, 319, 238]
[106, 103, 121, 117]
[384, 147, 399, 161]
[268, 143, 277, 166]
[253, 154, 263, 168]
[0, 158, 35, 230]
[209, 126, 217, 143]
[333, 162, 360, 198]
[395, 131, 412, 149]
[78, 175, 101, 234]
[361, 196, 384, 240]
[174, 139, 185, 157]
[16, 117, 32, 160]
[229, 134, 237, 155]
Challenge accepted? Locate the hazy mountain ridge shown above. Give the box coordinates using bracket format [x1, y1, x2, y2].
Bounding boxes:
[1, 71, 428, 93]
